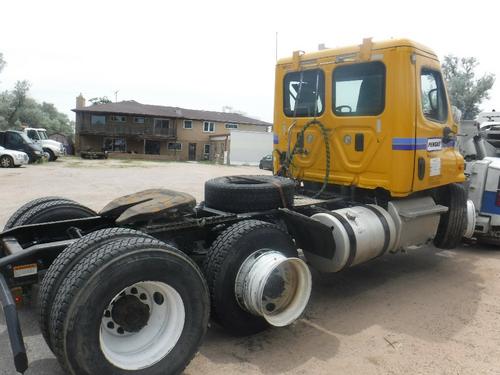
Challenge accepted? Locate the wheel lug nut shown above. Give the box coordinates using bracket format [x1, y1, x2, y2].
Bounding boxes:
[117, 327, 125, 335]
[107, 322, 114, 329]
[140, 293, 147, 300]
[131, 287, 138, 294]
[104, 310, 111, 318]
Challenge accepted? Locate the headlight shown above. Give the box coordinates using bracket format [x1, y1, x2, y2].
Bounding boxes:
[15, 154, 24, 160]
[34, 151, 42, 155]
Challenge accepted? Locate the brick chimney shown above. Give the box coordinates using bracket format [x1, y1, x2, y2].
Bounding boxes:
[76, 93, 86, 109]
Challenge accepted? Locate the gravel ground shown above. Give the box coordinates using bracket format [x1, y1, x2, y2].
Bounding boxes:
[1, 157, 500, 375]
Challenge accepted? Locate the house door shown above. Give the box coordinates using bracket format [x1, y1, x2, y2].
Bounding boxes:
[188, 143, 197, 161]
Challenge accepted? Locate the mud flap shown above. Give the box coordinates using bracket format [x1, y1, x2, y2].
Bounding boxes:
[279, 208, 335, 259]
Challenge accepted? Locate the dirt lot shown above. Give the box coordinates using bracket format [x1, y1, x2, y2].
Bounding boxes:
[1, 158, 500, 375]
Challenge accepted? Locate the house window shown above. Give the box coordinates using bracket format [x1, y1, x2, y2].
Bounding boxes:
[203, 121, 215, 133]
[183, 120, 193, 129]
[167, 142, 182, 151]
[91, 115, 106, 125]
[204, 144, 211, 154]
[154, 118, 170, 135]
[111, 115, 126, 122]
[103, 137, 126, 152]
[225, 123, 238, 129]
[134, 117, 145, 124]
[420, 68, 448, 123]
[333, 61, 385, 116]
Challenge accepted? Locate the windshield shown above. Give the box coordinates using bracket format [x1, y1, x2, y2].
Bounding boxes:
[37, 130, 48, 140]
[20, 132, 34, 144]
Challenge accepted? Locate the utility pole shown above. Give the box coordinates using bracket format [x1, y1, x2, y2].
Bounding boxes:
[114, 90, 119, 102]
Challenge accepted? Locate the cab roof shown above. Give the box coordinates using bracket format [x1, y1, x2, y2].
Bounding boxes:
[277, 38, 437, 65]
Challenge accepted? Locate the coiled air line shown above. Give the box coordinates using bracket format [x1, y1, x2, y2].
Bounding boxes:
[278, 119, 331, 198]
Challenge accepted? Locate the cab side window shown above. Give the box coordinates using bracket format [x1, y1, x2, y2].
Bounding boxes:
[284, 69, 325, 117]
[333, 61, 385, 116]
[27, 130, 39, 140]
[420, 69, 448, 122]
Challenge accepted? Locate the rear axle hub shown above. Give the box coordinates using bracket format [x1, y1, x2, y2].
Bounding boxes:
[111, 295, 150, 333]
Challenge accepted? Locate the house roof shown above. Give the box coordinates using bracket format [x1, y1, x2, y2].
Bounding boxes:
[72, 100, 271, 127]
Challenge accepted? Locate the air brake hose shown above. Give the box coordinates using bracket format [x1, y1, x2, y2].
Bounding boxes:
[281, 119, 331, 198]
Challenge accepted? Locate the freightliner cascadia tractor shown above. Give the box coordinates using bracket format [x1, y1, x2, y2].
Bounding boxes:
[0, 38, 472, 374]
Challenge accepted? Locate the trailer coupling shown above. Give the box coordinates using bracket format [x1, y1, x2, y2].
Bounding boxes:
[0, 273, 27, 374]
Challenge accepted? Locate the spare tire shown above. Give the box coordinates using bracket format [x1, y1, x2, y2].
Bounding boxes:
[204, 175, 295, 213]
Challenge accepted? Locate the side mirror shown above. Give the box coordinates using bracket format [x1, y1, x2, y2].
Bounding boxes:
[428, 89, 438, 111]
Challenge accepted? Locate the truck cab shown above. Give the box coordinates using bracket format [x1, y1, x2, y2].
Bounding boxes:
[273, 38, 465, 197]
[24, 127, 64, 161]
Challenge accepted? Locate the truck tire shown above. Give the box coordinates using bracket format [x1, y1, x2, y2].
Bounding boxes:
[204, 220, 299, 336]
[434, 183, 467, 249]
[49, 237, 209, 375]
[204, 175, 295, 213]
[38, 228, 153, 351]
[12, 199, 96, 229]
[3, 197, 87, 230]
[44, 149, 56, 161]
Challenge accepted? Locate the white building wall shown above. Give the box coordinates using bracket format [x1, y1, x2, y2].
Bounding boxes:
[229, 130, 273, 166]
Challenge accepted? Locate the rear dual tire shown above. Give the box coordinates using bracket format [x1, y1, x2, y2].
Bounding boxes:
[47, 236, 209, 375]
[3, 196, 95, 231]
[204, 220, 309, 336]
[38, 228, 153, 350]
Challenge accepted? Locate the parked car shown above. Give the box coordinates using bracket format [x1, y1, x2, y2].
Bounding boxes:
[0, 146, 29, 168]
[259, 154, 273, 170]
[0, 130, 44, 163]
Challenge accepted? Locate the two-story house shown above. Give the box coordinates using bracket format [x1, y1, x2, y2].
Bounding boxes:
[72, 95, 270, 162]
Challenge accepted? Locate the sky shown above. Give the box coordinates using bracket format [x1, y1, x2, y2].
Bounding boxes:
[0, 0, 498, 123]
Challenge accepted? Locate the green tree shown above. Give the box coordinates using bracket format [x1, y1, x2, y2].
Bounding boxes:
[6, 80, 31, 126]
[442, 55, 495, 120]
[89, 96, 112, 105]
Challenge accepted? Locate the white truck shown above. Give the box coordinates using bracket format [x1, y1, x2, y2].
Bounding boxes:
[24, 128, 65, 161]
[460, 118, 500, 244]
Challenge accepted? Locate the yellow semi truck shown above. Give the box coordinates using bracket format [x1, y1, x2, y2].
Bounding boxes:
[0, 39, 472, 375]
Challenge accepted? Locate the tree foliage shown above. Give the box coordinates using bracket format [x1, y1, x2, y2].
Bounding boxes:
[89, 96, 112, 105]
[442, 55, 495, 120]
[0, 53, 73, 136]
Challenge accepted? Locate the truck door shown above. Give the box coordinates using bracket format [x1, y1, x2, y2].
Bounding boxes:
[413, 54, 453, 191]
